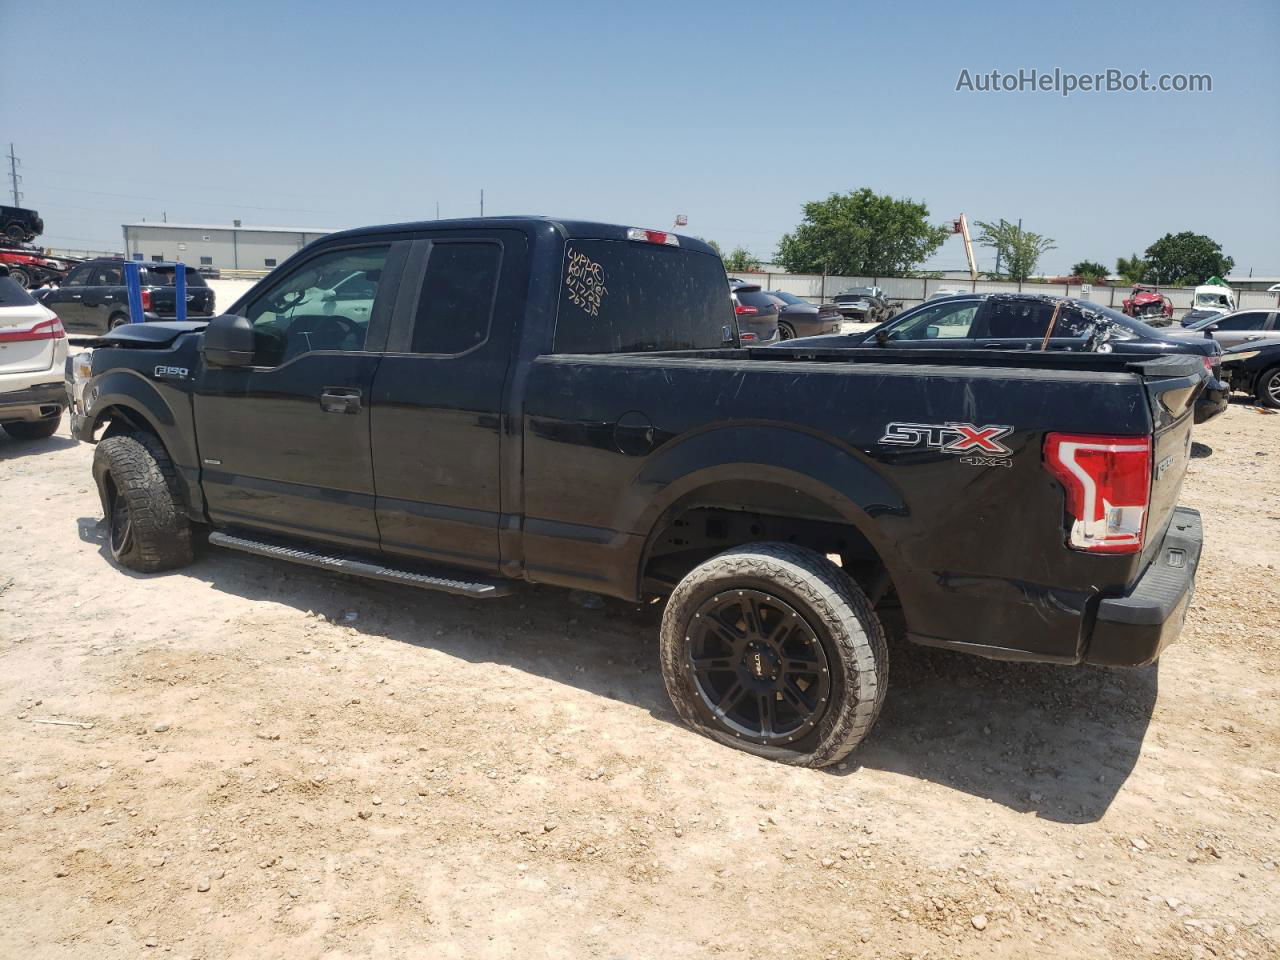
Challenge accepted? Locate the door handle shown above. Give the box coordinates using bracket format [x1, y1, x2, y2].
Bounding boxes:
[71, 294, 82, 299]
[320, 387, 362, 414]
[980, 342, 1022, 349]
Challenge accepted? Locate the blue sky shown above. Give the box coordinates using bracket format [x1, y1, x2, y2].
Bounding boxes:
[2, 0, 1276, 275]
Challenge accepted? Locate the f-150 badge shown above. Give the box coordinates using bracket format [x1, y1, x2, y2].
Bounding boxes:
[880, 421, 1014, 466]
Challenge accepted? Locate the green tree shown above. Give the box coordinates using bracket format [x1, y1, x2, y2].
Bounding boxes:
[722, 246, 761, 273]
[1071, 260, 1109, 283]
[1115, 253, 1149, 284]
[1142, 232, 1234, 286]
[974, 219, 1056, 281]
[776, 188, 949, 276]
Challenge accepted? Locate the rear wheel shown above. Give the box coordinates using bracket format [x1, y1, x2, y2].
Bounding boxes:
[92, 433, 194, 572]
[4, 224, 24, 242]
[3, 415, 61, 440]
[777, 322, 795, 341]
[1256, 367, 1280, 409]
[7, 266, 31, 288]
[659, 543, 888, 767]
[108, 312, 130, 330]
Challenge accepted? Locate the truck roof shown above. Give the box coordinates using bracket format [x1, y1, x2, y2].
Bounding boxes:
[325, 216, 721, 258]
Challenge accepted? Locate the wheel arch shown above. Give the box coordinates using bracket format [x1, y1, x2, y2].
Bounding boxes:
[630, 425, 908, 602]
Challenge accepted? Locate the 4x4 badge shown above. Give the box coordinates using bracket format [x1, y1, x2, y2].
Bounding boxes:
[880, 421, 1014, 458]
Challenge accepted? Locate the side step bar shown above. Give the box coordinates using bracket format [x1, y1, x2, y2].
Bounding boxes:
[207, 532, 513, 599]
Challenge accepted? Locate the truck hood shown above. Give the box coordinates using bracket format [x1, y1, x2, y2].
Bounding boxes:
[76, 320, 210, 348]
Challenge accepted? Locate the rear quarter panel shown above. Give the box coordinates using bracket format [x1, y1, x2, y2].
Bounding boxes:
[522, 354, 1159, 662]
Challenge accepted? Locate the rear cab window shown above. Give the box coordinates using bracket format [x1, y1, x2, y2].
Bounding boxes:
[143, 266, 208, 287]
[554, 241, 732, 353]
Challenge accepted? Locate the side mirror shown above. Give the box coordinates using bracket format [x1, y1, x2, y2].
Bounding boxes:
[1206, 324, 1219, 332]
[926, 325, 940, 339]
[202, 314, 255, 367]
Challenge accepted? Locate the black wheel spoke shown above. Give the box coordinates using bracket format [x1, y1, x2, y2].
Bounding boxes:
[781, 678, 815, 713]
[757, 694, 775, 738]
[713, 680, 746, 717]
[691, 655, 735, 673]
[783, 657, 820, 675]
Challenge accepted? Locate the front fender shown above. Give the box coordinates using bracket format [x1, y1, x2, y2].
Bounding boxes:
[79, 367, 203, 517]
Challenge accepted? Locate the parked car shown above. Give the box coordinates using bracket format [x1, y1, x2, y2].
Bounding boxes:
[832, 285, 897, 322]
[70, 216, 1210, 768]
[1219, 339, 1280, 409]
[0, 204, 44, 244]
[37, 259, 215, 333]
[0, 273, 67, 440]
[1121, 284, 1174, 322]
[926, 287, 969, 301]
[810, 293, 1226, 422]
[0, 248, 70, 289]
[728, 281, 779, 343]
[1165, 308, 1280, 349]
[764, 291, 842, 340]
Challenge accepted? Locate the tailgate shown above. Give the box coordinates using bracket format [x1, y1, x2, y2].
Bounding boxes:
[1134, 356, 1204, 567]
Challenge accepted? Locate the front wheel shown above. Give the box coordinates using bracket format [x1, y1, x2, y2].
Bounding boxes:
[659, 543, 888, 767]
[92, 433, 194, 572]
[1256, 367, 1280, 409]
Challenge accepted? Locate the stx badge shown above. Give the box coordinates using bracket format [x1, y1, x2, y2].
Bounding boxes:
[880, 421, 1014, 465]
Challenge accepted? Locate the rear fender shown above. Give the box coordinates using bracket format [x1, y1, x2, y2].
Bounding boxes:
[629, 424, 908, 591]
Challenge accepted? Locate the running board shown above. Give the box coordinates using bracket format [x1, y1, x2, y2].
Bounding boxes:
[207, 532, 513, 599]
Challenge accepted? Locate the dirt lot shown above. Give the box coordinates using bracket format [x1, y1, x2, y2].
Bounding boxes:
[1, 402, 1277, 960]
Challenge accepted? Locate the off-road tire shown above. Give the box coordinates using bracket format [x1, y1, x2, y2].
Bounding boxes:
[659, 542, 888, 767]
[3, 415, 61, 440]
[92, 433, 193, 572]
[1256, 367, 1280, 409]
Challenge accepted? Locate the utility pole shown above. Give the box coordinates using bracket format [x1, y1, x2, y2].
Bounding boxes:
[1015, 218, 1023, 283]
[435, 201, 440, 220]
[480, 189, 484, 217]
[7, 143, 21, 207]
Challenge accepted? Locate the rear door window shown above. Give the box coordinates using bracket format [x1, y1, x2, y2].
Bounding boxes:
[554, 241, 731, 353]
[90, 264, 124, 286]
[408, 241, 502, 354]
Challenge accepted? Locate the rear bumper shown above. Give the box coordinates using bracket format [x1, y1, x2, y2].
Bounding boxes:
[0, 380, 65, 422]
[1193, 377, 1229, 423]
[1085, 507, 1202, 667]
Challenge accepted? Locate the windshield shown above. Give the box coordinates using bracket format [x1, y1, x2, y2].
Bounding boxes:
[1194, 292, 1230, 307]
[843, 287, 874, 297]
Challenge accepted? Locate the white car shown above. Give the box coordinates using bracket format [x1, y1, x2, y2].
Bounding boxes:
[0, 271, 68, 440]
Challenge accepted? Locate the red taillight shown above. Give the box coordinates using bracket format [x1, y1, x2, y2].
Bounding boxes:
[735, 304, 759, 315]
[0, 317, 66, 343]
[1201, 355, 1214, 374]
[1044, 433, 1151, 554]
[140, 289, 152, 311]
[740, 332, 757, 341]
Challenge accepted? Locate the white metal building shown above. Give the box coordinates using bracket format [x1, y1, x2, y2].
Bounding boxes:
[121, 222, 337, 272]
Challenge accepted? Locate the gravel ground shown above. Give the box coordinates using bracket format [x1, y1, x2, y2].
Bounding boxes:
[0, 400, 1277, 959]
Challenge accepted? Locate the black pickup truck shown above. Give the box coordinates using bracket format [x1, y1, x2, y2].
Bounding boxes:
[67, 217, 1207, 767]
